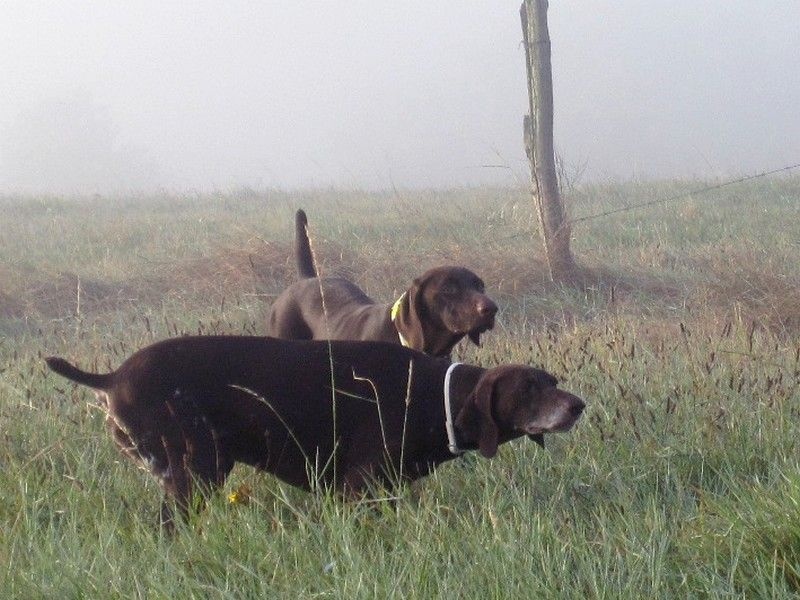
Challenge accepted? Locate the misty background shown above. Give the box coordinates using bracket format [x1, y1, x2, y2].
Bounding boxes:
[1, 1, 798, 195]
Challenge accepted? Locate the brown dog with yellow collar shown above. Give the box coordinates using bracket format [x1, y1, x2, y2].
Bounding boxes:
[266, 209, 498, 357]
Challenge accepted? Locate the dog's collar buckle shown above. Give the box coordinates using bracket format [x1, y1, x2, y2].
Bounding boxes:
[390, 292, 410, 347]
[444, 362, 464, 455]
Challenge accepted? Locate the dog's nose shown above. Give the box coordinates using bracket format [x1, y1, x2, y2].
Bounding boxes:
[569, 400, 586, 418]
[477, 298, 498, 317]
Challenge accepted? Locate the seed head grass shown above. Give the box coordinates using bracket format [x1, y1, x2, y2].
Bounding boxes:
[1, 180, 799, 596]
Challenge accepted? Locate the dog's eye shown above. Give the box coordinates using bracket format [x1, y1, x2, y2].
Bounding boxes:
[441, 282, 459, 295]
[536, 373, 558, 388]
[527, 372, 558, 391]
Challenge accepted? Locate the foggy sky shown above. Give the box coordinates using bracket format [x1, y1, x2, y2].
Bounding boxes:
[1, 1, 798, 194]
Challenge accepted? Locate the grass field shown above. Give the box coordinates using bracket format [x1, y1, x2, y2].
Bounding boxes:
[1, 178, 799, 597]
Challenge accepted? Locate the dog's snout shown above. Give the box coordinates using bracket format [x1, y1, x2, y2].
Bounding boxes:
[477, 298, 498, 317]
[569, 399, 586, 418]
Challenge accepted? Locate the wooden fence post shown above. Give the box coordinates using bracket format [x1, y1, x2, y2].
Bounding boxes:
[521, 0, 576, 281]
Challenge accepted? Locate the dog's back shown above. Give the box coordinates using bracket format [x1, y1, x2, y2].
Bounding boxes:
[46, 336, 447, 480]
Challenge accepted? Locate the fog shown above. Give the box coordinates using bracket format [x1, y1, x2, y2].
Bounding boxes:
[1, 1, 798, 194]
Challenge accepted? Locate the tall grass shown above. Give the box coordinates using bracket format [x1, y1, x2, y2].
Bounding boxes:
[1, 179, 799, 597]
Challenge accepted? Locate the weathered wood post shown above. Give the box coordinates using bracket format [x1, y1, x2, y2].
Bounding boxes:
[521, 0, 576, 281]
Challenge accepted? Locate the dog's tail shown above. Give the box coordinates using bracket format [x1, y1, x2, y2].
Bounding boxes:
[45, 357, 114, 389]
[294, 209, 317, 279]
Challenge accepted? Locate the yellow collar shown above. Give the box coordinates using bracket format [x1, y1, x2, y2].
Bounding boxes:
[390, 293, 410, 347]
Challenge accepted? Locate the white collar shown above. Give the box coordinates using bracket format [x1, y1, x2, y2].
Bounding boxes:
[444, 362, 464, 455]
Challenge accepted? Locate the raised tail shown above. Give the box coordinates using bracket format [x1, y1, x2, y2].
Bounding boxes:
[294, 209, 317, 279]
[45, 357, 115, 390]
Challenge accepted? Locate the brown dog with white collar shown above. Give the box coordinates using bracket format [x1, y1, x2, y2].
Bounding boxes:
[46, 336, 585, 528]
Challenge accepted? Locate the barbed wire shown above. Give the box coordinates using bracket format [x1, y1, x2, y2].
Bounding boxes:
[569, 162, 800, 225]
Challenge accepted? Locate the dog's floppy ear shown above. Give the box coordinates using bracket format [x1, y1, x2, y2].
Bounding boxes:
[393, 278, 426, 351]
[455, 370, 500, 458]
[468, 330, 482, 347]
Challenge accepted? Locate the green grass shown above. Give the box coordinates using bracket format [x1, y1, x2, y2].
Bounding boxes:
[1, 179, 799, 597]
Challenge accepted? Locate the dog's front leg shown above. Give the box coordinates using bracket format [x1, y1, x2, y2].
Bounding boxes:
[157, 431, 193, 532]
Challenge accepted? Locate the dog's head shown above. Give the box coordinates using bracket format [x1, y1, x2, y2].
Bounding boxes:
[395, 266, 497, 355]
[455, 364, 585, 458]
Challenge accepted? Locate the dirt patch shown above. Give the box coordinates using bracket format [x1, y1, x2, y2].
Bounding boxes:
[698, 251, 800, 335]
[1, 237, 369, 324]
[0, 290, 25, 319]
[22, 272, 141, 318]
[139, 237, 365, 300]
